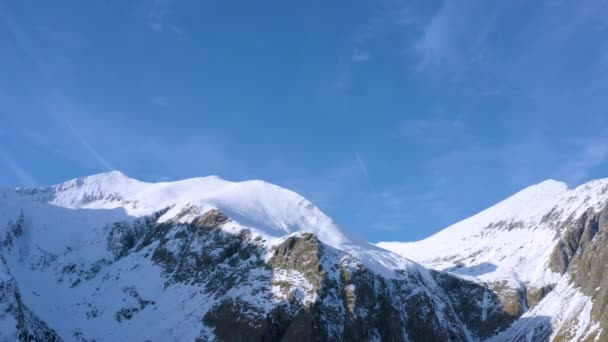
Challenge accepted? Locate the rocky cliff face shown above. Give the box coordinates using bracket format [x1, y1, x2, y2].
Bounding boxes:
[0, 204, 511, 341]
[0, 256, 61, 341]
[548, 204, 608, 341]
[2, 173, 608, 341]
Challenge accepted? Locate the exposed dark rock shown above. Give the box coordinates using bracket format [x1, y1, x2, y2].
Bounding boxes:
[114, 287, 156, 323]
[7, 204, 586, 341]
[201, 230, 478, 341]
[194, 209, 229, 230]
[203, 299, 293, 342]
[562, 204, 608, 341]
[548, 210, 594, 274]
[269, 233, 325, 292]
[0, 256, 62, 341]
[2, 210, 25, 249]
[525, 284, 554, 309]
[432, 271, 518, 339]
[483, 219, 525, 232]
[108, 207, 170, 260]
[489, 280, 526, 320]
[546, 203, 608, 341]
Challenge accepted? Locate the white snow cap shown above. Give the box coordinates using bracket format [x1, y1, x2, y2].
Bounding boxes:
[35, 171, 350, 246]
[378, 177, 608, 286]
[18, 171, 418, 276]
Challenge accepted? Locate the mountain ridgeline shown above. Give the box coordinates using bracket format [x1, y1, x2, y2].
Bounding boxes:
[0, 171, 606, 341]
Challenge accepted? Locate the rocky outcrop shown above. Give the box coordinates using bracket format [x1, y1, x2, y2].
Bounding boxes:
[524, 284, 554, 310]
[1, 211, 24, 250]
[202, 231, 461, 341]
[269, 233, 325, 294]
[0, 205, 527, 341]
[189, 223, 473, 341]
[432, 271, 518, 340]
[6, 199, 604, 341]
[0, 256, 61, 341]
[545, 204, 608, 341]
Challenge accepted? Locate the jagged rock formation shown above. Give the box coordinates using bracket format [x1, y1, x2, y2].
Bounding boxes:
[0, 172, 510, 341]
[0, 203, 507, 341]
[1, 172, 607, 341]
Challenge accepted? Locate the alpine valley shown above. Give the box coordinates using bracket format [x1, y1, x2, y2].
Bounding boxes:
[0, 171, 606, 341]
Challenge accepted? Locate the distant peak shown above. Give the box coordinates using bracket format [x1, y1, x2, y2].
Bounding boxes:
[497, 179, 569, 208]
[534, 179, 569, 192]
[85, 170, 129, 180]
[49, 170, 144, 194]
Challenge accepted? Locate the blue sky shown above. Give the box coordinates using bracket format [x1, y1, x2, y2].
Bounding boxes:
[1, 0, 608, 242]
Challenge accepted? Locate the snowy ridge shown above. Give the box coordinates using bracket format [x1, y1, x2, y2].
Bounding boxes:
[378, 177, 608, 341]
[15, 171, 416, 277]
[4, 172, 608, 340]
[378, 178, 608, 286]
[19, 171, 349, 244]
[1, 171, 482, 341]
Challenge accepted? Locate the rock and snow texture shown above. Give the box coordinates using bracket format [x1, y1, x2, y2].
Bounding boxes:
[0, 172, 496, 341]
[14, 171, 418, 277]
[379, 178, 608, 341]
[2, 171, 607, 341]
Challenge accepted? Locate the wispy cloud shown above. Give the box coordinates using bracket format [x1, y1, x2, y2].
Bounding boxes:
[355, 152, 374, 191]
[352, 49, 371, 63]
[415, 2, 453, 71]
[148, 0, 172, 32]
[47, 95, 116, 171]
[148, 0, 185, 38]
[0, 148, 36, 186]
[80, 139, 115, 171]
[0, 4, 115, 174]
[149, 96, 169, 107]
[414, 0, 492, 77]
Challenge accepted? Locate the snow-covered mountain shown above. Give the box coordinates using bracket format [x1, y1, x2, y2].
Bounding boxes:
[1, 172, 606, 341]
[0, 171, 512, 341]
[379, 178, 608, 341]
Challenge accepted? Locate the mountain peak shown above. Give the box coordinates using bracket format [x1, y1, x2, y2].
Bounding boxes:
[58, 170, 140, 189]
[17, 171, 361, 255]
[87, 170, 129, 180]
[0, 172, 480, 341]
[535, 178, 569, 191]
[5, 172, 608, 340]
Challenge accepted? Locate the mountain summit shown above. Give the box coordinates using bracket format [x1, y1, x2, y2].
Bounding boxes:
[1, 172, 607, 341]
[0, 172, 464, 341]
[379, 177, 608, 341]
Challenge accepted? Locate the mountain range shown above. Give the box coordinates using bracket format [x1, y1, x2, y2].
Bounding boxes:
[0, 171, 606, 341]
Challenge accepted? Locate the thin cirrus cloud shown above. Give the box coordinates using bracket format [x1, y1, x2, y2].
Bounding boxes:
[148, 0, 172, 32]
[414, 0, 492, 76]
[352, 49, 371, 63]
[147, 0, 185, 39]
[0, 148, 37, 187]
[0, 4, 116, 177]
[149, 96, 169, 107]
[409, 0, 608, 187]
[355, 152, 374, 192]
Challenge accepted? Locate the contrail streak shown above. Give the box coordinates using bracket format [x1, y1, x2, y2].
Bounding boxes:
[355, 152, 374, 192]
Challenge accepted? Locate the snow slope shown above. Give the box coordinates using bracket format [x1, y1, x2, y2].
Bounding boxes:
[5, 171, 607, 341]
[378, 178, 608, 341]
[3, 172, 472, 341]
[15, 171, 416, 276]
[489, 275, 598, 342]
[378, 179, 608, 286]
